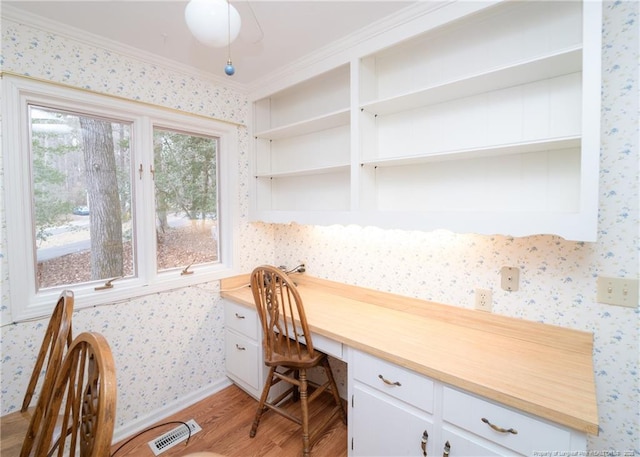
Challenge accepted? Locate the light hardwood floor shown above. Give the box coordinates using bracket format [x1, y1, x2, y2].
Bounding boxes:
[110, 384, 348, 457]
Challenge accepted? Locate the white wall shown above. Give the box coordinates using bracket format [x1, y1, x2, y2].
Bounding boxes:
[1, 1, 638, 453]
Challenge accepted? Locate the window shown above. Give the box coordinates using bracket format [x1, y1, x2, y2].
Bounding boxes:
[31, 106, 134, 289]
[153, 128, 220, 272]
[3, 76, 239, 320]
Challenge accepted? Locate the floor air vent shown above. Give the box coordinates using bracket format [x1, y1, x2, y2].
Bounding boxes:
[148, 419, 202, 456]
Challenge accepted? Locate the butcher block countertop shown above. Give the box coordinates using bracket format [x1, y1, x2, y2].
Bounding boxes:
[220, 273, 599, 435]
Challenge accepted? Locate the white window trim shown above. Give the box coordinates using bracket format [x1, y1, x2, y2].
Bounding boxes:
[2, 75, 240, 322]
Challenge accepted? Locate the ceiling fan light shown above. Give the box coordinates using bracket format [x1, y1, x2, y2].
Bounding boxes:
[185, 0, 241, 48]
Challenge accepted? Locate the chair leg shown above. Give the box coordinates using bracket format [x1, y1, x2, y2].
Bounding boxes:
[293, 369, 300, 402]
[299, 369, 311, 457]
[323, 358, 347, 424]
[250, 366, 276, 438]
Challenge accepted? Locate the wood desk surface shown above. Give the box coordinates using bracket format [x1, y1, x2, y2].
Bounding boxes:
[221, 273, 599, 435]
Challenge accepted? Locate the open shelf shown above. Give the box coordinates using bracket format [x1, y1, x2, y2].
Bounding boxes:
[256, 169, 351, 212]
[255, 163, 350, 179]
[360, 48, 582, 117]
[361, 137, 581, 168]
[255, 108, 350, 140]
[249, 0, 601, 241]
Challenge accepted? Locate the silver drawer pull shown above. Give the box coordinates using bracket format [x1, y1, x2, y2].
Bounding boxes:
[481, 417, 518, 434]
[235, 313, 245, 319]
[378, 374, 401, 386]
[235, 344, 246, 351]
[421, 430, 428, 456]
[442, 441, 450, 457]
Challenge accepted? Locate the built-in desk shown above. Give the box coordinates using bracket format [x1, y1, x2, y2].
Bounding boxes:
[221, 274, 598, 456]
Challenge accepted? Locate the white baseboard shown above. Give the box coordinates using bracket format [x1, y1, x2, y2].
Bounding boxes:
[111, 377, 233, 446]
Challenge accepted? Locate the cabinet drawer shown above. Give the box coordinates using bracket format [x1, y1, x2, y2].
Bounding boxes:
[280, 321, 343, 360]
[225, 330, 260, 391]
[353, 350, 433, 413]
[443, 387, 572, 456]
[224, 301, 258, 338]
[303, 332, 343, 360]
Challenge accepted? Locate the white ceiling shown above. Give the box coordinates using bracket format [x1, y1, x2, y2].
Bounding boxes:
[4, 1, 416, 89]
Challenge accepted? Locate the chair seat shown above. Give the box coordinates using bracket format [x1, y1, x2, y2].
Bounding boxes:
[1, 408, 66, 456]
[1, 410, 33, 456]
[265, 348, 326, 369]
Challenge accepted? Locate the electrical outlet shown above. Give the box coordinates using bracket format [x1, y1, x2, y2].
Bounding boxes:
[597, 276, 639, 308]
[475, 288, 492, 312]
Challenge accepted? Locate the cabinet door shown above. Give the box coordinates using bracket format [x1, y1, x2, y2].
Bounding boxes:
[440, 427, 509, 457]
[351, 384, 433, 457]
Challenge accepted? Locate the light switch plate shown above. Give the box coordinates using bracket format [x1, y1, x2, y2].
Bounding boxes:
[596, 276, 639, 308]
[501, 266, 519, 291]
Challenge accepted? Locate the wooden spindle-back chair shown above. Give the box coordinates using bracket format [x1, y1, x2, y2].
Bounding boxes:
[249, 265, 346, 457]
[20, 290, 74, 456]
[29, 332, 117, 457]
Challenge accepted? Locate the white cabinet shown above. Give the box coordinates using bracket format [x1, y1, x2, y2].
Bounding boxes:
[224, 299, 346, 399]
[223, 299, 264, 398]
[348, 350, 587, 457]
[250, 0, 602, 241]
[350, 350, 435, 456]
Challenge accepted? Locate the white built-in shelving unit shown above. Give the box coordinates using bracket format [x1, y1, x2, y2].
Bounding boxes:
[250, 0, 602, 241]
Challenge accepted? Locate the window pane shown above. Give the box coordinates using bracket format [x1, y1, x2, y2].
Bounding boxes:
[153, 128, 219, 272]
[31, 106, 133, 289]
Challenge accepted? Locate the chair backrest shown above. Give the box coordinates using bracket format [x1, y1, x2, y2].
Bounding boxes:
[20, 290, 74, 456]
[30, 332, 117, 457]
[22, 290, 74, 412]
[250, 265, 316, 365]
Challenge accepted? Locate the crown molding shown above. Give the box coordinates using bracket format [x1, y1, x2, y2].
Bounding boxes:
[1, 1, 479, 100]
[245, 1, 453, 99]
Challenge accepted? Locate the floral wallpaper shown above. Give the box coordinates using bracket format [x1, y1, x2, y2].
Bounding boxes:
[0, 10, 267, 441]
[1, 284, 228, 431]
[0, 24, 248, 125]
[1, 1, 638, 454]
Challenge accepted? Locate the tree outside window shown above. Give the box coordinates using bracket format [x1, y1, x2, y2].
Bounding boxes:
[153, 128, 220, 272]
[31, 106, 133, 289]
[31, 107, 220, 290]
